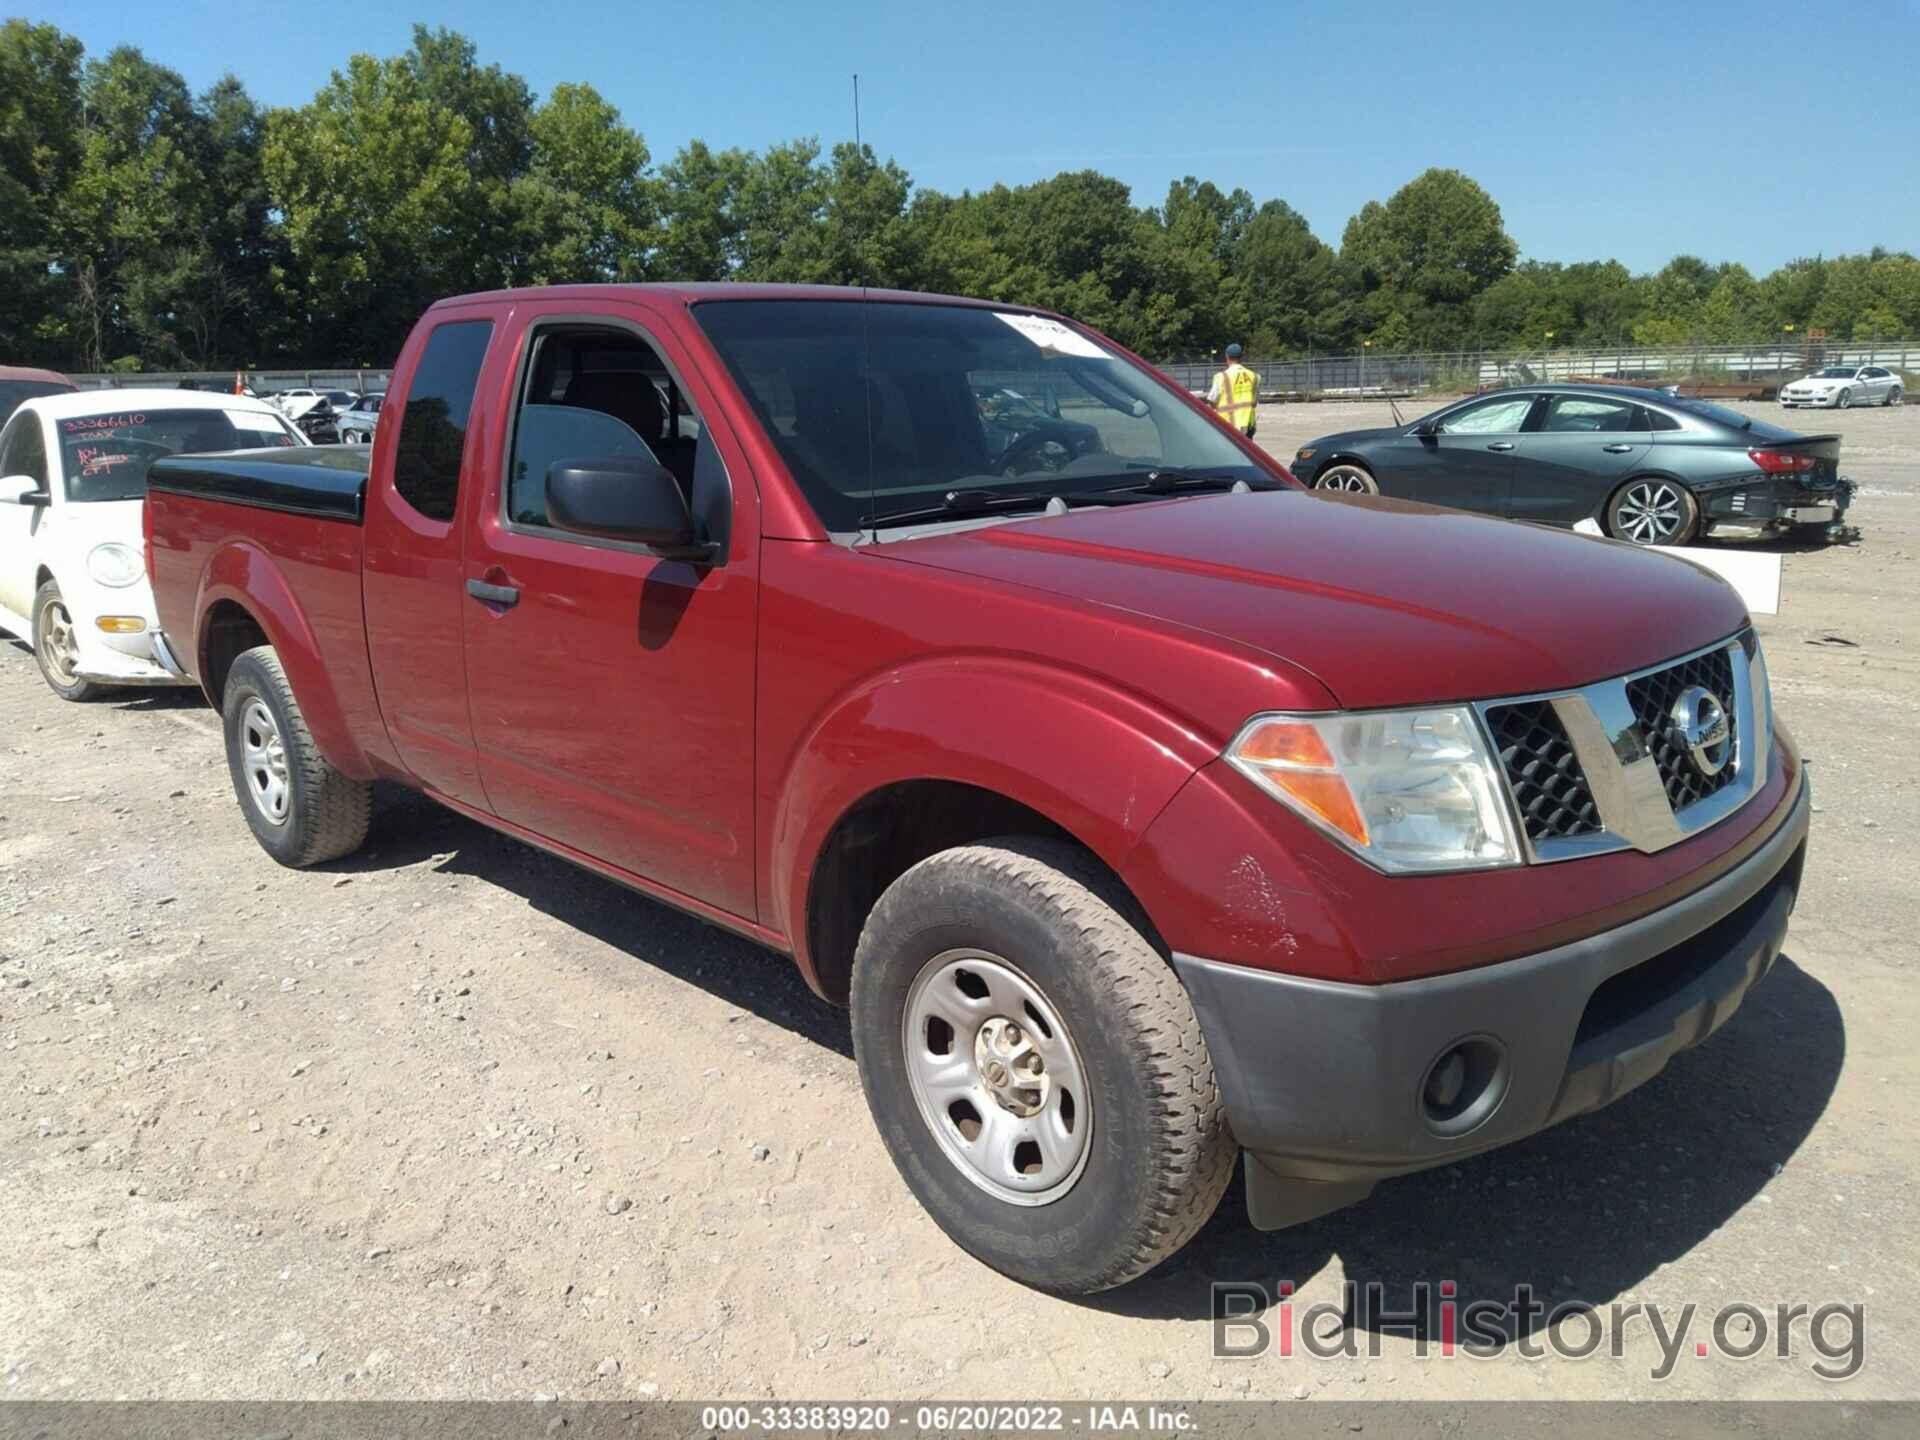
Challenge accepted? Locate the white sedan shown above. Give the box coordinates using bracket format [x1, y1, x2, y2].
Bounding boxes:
[1780, 365, 1904, 409]
[0, 389, 305, 700]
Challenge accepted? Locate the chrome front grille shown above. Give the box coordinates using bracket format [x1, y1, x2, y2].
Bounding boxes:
[1484, 700, 1603, 842]
[1475, 633, 1770, 864]
[1626, 646, 1738, 811]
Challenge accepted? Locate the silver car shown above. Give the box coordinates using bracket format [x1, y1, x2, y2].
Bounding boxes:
[335, 392, 385, 444]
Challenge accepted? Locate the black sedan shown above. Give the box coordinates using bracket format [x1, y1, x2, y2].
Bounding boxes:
[1293, 384, 1852, 545]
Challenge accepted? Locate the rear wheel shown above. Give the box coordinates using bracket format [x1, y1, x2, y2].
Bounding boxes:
[1888, 387, 1903, 407]
[31, 580, 104, 702]
[850, 838, 1235, 1294]
[222, 645, 371, 867]
[1606, 477, 1699, 546]
[1313, 462, 1379, 494]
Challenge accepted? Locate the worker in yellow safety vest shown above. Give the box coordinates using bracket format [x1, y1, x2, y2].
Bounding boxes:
[1207, 343, 1259, 437]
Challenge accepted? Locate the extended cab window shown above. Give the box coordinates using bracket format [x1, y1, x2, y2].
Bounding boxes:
[506, 324, 729, 549]
[0, 411, 49, 490]
[393, 319, 493, 522]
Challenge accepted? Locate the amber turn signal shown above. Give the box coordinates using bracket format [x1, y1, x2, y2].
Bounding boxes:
[95, 616, 147, 634]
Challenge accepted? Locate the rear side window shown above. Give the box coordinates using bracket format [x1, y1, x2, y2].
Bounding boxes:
[1642, 406, 1681, 431]
[393, 319, 493, 522]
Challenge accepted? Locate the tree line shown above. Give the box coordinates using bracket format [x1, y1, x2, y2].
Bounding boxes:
[4, 18, 1918, 373]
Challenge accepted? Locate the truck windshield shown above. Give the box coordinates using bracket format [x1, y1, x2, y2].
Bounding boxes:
[693, 300, 1277, 532]
[57, 407, 298, 502]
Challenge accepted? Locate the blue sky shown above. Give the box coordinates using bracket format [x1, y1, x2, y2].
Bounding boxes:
[37, 0, 1920, 274]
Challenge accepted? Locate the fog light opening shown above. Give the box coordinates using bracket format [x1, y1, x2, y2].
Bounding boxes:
[1421, 1036, 1509, 1137]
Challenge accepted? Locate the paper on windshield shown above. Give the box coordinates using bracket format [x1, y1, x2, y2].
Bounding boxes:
[994, 312, 1106, 359]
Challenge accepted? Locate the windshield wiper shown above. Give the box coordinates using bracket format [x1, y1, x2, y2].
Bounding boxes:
[1060, 466, 1253, 496]
[861, 487, 1061, 532]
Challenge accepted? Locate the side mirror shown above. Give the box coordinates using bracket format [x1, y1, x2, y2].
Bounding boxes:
[547, 456, 716, 562]
[2, 477, 48, 507]
[1410, 419, 1437, 438]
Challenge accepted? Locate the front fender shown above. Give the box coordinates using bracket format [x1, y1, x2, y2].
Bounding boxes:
[195, 540, 375, 780]
[770, 655, 1221, 979]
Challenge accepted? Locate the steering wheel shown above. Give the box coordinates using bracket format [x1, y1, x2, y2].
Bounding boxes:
[997, 424, 1079, 477]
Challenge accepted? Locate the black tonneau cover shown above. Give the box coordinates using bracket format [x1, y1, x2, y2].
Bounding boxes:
[147, 445, 370, 523]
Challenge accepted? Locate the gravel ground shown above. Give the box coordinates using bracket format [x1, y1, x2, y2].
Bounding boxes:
[1, 400, 1915, 1402]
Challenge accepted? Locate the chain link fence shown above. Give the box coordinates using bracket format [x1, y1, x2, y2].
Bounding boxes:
[68, 339, 1920, 403]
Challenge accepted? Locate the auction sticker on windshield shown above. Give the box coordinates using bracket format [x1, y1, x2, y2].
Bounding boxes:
[995, 312, 1106, 358]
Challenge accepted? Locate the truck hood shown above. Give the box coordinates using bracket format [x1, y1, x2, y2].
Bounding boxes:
[878, 491, 1750, 710]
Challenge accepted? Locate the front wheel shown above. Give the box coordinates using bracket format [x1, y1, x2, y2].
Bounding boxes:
[1313, 462, 1379, 494]
[32, 580, 104, 702]
[850, 839, 1235, 1294]
[222, 645, 371, 866]
[1837, 389, 1853, 409]
[1606, 478, 1699, 546]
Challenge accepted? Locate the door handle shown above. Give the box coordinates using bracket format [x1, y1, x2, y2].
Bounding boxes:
[1602, 443, 1635, 453]
[466, 578, 520, 608]
[1486, 441, 1516, 452]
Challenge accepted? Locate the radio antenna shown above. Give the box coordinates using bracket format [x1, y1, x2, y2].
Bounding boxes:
[854, 72, 879, 542]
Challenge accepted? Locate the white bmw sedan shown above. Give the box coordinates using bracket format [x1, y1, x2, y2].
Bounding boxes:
[1780, 364, 1904, 409]
[0, 389, 305, 700]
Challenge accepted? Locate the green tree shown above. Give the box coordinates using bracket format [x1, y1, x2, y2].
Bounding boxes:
[512, 81, 656, 284]
[0, 19, 84, 364]
[1340, 169, 1517, 349]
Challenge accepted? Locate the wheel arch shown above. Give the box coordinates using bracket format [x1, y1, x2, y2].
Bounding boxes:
[775, 658, 1216, 1003]
[191, 543, 376, 779]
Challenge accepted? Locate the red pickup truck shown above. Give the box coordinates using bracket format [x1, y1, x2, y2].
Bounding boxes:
[146, 284, 1809, 1295]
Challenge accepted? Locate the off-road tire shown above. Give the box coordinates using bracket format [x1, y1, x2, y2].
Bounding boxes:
[222, 645, 371, 867]
[31, 579, 104, 702]
[850, 837, 1236, 1294]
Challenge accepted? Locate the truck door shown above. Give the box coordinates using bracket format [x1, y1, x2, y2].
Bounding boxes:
[362, 316, 496, 808]
[1498, 392, 1651, 526]
[458, 308, 759, 921]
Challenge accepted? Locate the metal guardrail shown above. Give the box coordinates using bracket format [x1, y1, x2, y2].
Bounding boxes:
[1160, 341, 1920, 397]
[67, 368, 393, 396]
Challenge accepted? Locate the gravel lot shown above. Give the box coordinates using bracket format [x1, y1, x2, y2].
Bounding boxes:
[2, 400, 1915, 1402]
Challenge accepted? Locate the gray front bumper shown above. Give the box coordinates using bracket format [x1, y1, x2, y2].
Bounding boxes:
[1173, 771, 1809, 1229]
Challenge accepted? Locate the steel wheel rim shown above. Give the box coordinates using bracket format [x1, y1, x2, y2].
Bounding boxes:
[38, 600, 80, 685]
[1316, 465, 1375, 494]
[1615, 481, 1686, 544]
[901, 949, 1092, 1206]
[240, 698, 292, 825]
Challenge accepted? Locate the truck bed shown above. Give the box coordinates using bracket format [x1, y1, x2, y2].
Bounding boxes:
[147, 445, 371, 521]
[146, 446, 385, 775]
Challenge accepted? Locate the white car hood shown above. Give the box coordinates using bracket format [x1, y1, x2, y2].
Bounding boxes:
[279, 395, 327, 419]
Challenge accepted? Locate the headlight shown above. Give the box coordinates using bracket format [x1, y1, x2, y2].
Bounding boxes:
[87, 542, 144, 588]
[1227, 707, 1522, 873]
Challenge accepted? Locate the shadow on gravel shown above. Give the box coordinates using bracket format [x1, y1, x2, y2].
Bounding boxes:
[107, 688, 210, 712]
[1092, 955, 1843, 1339]
[329, 784, 854, 1058]
[308, 784, 1843, 1337]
